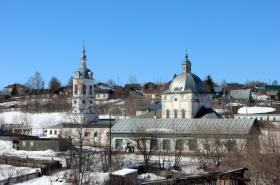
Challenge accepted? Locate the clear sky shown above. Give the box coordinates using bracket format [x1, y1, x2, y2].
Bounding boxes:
[0, 0, 279, 89]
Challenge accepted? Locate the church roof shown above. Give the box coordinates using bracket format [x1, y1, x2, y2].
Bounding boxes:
[169, 72, 207, 93]
[166, 53, 208, 93]
[112, 118, 258, 136]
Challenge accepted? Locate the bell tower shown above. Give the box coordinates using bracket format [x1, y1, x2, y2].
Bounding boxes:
[72, 44, 98, 124]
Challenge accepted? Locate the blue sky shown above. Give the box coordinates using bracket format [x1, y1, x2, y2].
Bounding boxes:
[0, 0, 279, 89]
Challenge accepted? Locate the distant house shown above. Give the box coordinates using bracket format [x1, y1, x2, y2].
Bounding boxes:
[258, 85, 280, 100]
[46, 123, 63, 138]
[95, 89, 113, 101]
[58, 86, 72, 96]
[18, 137, 72, 152]
[4, 83, 28, 96]
[230, 89, 252, 102]
[235, 114, 280, 122]
[62, 119, 116, 147]
[1, 134, 72, 151]
[136, 102, 162, 118]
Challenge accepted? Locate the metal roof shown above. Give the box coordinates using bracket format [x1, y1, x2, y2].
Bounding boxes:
[111, 118, 256, 135]
[169, 72, 208, 93]
[230, 89, 252, 100]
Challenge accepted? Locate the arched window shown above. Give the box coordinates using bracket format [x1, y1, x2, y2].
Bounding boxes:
[89, 85, 92, 95]
[174, 109, 178, 118]
[181, 109, 186, 118]
[166, 109, 170, 118]
[82, 85, 86, 95]
[74, 85, 78, 95]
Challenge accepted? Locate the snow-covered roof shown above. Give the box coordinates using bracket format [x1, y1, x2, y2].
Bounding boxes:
[112, 169, 137, 177]
[238, 106, 276, 114]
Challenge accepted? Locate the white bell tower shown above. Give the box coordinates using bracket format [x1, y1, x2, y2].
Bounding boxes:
[72, 44, 98, 123]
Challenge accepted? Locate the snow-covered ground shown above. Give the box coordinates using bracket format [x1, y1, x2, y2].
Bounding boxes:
[0, 140, 58, 160]
[0, 165, 40, 181]
[0, 111, 126, 136]
[238, 106, 276, 114]
[15, 171, 109, 185]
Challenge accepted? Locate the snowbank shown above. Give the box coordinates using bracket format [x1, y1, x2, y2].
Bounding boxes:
[0, 165, 40, 181]
[238, 106, 276, 114]
[0, 140, 57, 160]
[112, 169, 137, 176]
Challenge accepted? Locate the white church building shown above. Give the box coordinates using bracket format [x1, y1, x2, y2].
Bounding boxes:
[111, 53, 260, 153]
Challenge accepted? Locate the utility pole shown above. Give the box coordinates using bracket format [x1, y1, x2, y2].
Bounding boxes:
[109, 114, 112, 167]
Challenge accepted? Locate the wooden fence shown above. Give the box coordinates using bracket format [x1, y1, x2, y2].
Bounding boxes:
[0, 155, 62, 175]
[142, 168, 248, 185]
[0, 171, 41, 185]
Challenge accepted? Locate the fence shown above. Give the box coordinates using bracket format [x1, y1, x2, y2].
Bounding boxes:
[0, 171, 41, 185]
[0, 155, 62, 175]
[141, 168, 248, 185]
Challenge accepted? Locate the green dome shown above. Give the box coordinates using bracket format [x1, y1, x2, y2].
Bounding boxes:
[169, 72, 207, 93]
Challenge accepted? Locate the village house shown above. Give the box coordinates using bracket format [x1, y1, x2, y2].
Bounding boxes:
[4, 83, 28, 96]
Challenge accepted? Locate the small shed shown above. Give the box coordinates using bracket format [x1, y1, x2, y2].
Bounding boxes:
[110, 169, 138, 185]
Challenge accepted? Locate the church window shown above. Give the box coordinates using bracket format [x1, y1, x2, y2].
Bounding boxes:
[89, 85, 92, 95]
[181, 109, 186, 118]
[174, 109, 178, 118]
[89, 100, 92, 104]
[82, 85, 86, 94]
[166, 109, 170, 118]
[74, 85, 78, 95]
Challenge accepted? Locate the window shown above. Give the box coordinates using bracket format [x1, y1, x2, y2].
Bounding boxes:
[150, 139, 158, 150]
[49, 130, 52, 135]
[260, 117, 263, 120]
[74, 85, 78, 95]
[94, 132, 98, 137]
[82, 100, 85, 104]
[166, 109, 170, 118]
[163, 139, 171, 151]
[82, 85, 86, 94]
[174, 98, 177, 101]
[115, 139, 123, 149]
[175, 139, 184, 151]
[181, 109, 186, 118]
[174, 109, 178, 118]
[22, 141, 26, 147]
[85, 132, 90, 137]
[30, 141, 34, 147]
[54, 130, 57, 135]
[273, 117, 276, 121]
[188, 139, 197, 151]
[225, 140, 237, 152]
[90, 100, 92, 104]
[89, 85, 92, 95]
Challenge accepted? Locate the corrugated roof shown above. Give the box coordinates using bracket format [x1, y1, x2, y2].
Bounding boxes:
[112, 118, 256, 135]
[230, 89, 252, 100]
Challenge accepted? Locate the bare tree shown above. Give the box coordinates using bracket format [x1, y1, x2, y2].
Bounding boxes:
[26, 71, 45, 90]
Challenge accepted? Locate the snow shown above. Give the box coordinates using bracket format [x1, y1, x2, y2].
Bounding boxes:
[112, 169, 137, 176]
[0, 140, 57, 160]
[0, 111, 67, 135]
[15, 171, 109, 185]
[0, 165, 40, 181]
[238, 106, 276, 114]
[252, 92, 269, 101]
[139, 173, 165, 181]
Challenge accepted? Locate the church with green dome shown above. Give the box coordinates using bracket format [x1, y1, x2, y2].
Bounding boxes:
[161, 53, 212, 119]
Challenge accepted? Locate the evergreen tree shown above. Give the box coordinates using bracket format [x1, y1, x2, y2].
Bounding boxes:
[11, 85, 18, 96]
[49, 76, 61, 93]
[204, 75, 215, 93]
